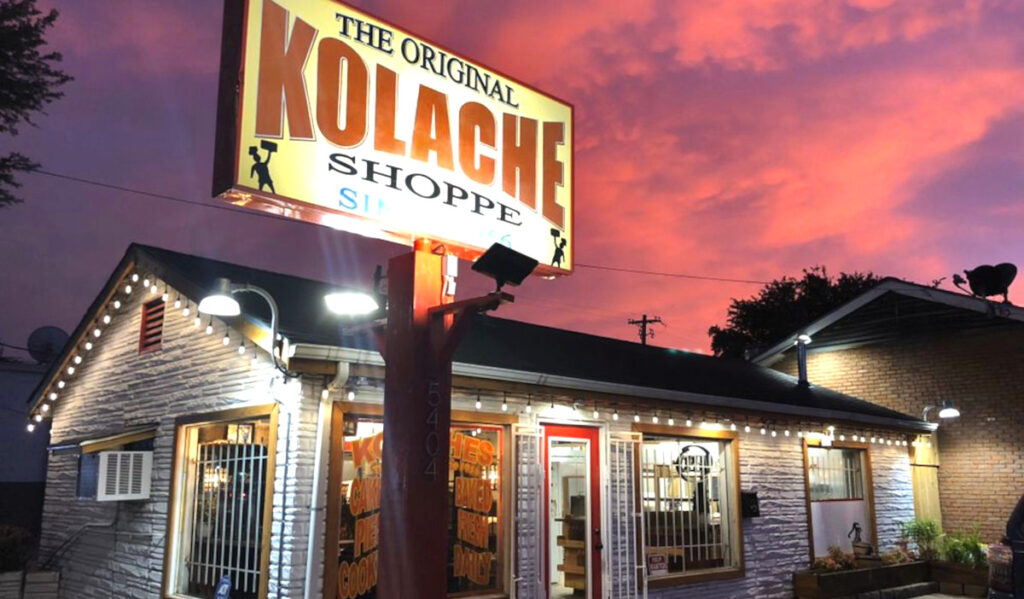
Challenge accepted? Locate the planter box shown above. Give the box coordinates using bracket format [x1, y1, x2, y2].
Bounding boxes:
[929, 560, 987, 597]
[794, 561, 929, 599]
[0, 571, 23, 599]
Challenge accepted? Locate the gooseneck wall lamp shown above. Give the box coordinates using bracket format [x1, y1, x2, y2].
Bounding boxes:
[199, 277, 379, 377]
[922, 400, 961, 422]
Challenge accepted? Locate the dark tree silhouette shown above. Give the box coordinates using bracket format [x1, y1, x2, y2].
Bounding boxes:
[708, 266, 882, 359]
[0, 0, 72, 207]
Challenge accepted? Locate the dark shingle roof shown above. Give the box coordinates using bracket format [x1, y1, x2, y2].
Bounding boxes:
[31, 243, 925, 428]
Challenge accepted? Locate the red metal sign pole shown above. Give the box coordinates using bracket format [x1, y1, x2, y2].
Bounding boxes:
[377, 240, 510, 598]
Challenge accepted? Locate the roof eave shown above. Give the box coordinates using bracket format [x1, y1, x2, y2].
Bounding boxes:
[751, 278, 1024, 365]
[291, 343, 935, 433]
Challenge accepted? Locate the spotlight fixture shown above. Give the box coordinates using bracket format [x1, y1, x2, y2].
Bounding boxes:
[923, 400, 960, 421]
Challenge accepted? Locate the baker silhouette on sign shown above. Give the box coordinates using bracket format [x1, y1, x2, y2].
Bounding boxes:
[249, 140, 277, 193]
[551, 228, 567, 268]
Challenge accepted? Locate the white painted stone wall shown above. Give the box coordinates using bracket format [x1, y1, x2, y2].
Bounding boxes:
[441, 394, 916, 599]
[38, 278, 325, 599]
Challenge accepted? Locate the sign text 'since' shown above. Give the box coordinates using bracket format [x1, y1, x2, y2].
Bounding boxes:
[216, 0, 574, 274]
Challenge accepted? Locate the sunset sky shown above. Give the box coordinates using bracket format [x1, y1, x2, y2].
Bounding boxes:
[0, 0, 1021, 357]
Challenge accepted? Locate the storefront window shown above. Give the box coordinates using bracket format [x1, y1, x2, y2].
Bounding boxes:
[167, 410, 274, 599]
[334, 419, 504, 598]
[448, 425, 503, 594]
[337, 419, 383, 599]
[807, 447, 865, 501]
[639, 435, 739, 579]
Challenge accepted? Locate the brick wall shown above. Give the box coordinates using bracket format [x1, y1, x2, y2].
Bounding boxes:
[774, 325, 1024, 543]
[39, 279, 324, 598]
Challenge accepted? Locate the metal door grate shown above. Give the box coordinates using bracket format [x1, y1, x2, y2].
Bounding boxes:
[512, 425, 543, 599]
[186, 441, 267, 598]
[608, 432, 643, 599]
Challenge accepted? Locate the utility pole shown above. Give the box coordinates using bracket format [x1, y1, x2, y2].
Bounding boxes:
[628, 314, 664, 345]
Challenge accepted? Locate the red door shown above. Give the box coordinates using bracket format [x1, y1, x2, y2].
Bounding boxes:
[543, 424, 602, 599]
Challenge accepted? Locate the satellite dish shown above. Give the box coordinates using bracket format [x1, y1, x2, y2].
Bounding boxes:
[27, 326, 69, 364]
[952, 263, 1017, 303]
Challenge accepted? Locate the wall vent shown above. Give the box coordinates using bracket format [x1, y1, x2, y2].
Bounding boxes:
[139, 298, 165, 354]
[96, 451, 152, 501]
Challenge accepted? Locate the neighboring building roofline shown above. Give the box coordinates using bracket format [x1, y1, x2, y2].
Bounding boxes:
[751, 277, 1024, 366]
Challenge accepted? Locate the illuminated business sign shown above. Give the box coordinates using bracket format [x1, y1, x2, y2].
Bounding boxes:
[214, 0, 574, 275]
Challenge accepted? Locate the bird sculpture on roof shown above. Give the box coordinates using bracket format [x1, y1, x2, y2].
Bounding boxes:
[952, 263, 1017, 304]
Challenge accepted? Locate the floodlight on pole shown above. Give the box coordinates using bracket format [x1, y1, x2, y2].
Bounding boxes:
[923, 400, 960, 421]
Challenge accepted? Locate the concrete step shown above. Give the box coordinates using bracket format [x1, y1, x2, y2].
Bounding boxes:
[839, 582, 941, 599]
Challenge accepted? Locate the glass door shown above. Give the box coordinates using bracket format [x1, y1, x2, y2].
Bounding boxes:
[544, 425, 602, 599]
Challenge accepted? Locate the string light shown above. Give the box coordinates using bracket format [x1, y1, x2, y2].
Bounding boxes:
[93, 328, 101, 338]
[475, 391, 482, 410]
[839, 434, 845, 441]
[34, 414, 43, 422]
[124, 284, 132, 294]
[593, 405, 599, 419]
[502, 394, 508, 412]
[686, 418, 693, 427]
[237, 341, 246, 355]
[26, 423, 35, 432]
[151, 284, 159, 294]
[48, 392, 57, 401]
[730, 422, 737, 431]
[760, 427, 766, 435]
[73, 355, 82, 364]
[84, 341, 93, 351]
[784, 429, 790, 437]
[174, 295, 182, 309]
[634, 410, 640, 423]
[797, 431, 804, 438]
[205, 319, 214, 335]
[57, 381, 65, 389]
[131, 273, 139, 283]
[668, 416, 675, 426]
[113, 300, 122, 310]
[652, 414, 659, 424]
[142, 278, 150, 288]
[771, 428, 777, 438]
[41, 403, 50, 412]
[612, 409, 618, 421]
[66, 366, 75, 375]
[222, 332, 231, 346]
[347, 389, 355, 401]
[102, 313, 111, 324]
[870, 436, 876, 443]
[525, 398, 532, 413]
[744, 425, 751, 433]
[162, 288, 169, 302]
[183, 303, 191, 317]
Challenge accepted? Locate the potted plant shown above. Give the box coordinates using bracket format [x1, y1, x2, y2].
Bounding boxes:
[901, 518, 941, 560]
[931, 528, 989, 594]
[0, 525, 32, 599]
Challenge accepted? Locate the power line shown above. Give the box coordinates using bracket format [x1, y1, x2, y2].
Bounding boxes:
[576, 263, 767, 285]
[28, 168, 770, 286]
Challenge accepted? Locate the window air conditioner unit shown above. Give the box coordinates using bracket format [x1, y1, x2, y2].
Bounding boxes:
[96, 451, 153, 501]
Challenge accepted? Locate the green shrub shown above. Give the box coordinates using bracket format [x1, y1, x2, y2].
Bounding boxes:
[939, 528, 988, 569]
[0, 526, 32, 572]
[901, 518, 942, 560]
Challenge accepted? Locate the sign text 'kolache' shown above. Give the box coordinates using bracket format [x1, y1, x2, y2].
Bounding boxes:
[215, 0, 574, 274]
